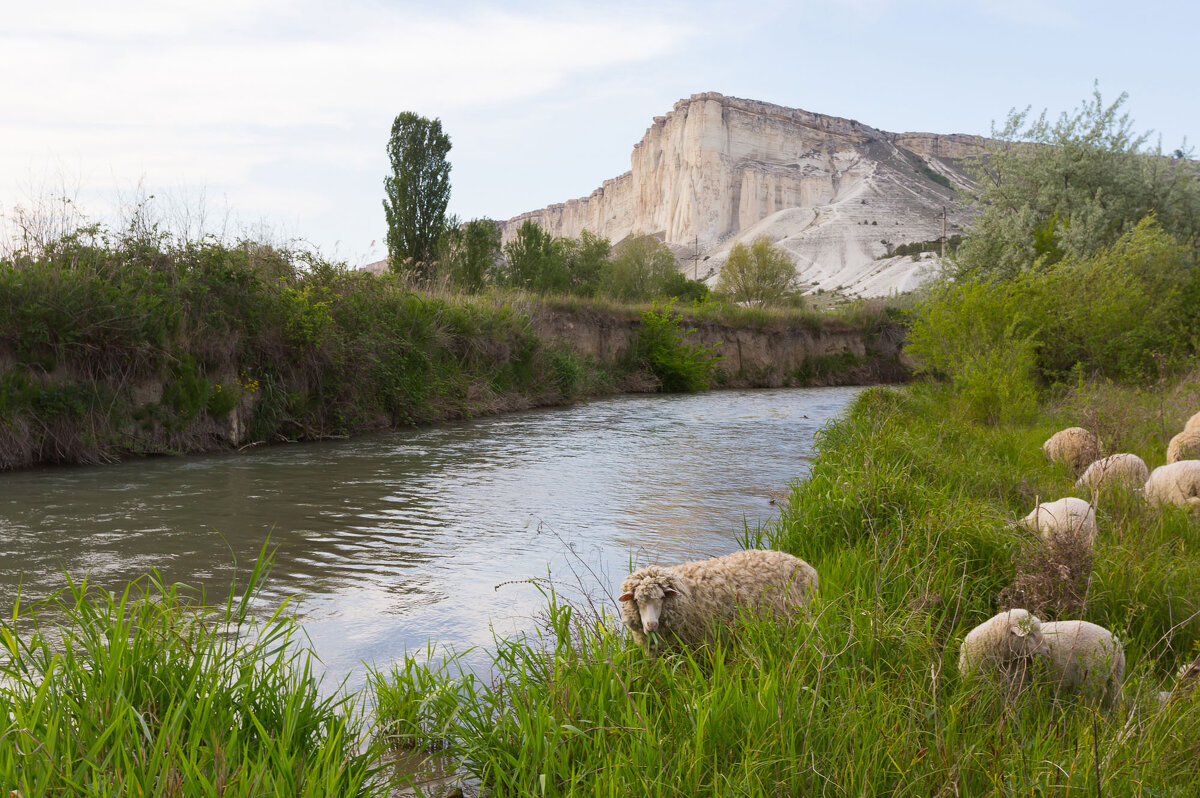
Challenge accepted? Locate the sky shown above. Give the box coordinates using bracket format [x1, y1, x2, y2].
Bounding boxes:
[2, 0, 1197, 266]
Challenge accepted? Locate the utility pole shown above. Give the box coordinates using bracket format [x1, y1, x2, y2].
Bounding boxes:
[941, 206, 947, 259]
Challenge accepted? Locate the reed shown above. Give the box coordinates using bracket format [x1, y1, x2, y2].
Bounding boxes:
[0, 551, 384, 796]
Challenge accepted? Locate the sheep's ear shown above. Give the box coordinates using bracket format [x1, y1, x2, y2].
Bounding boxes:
[618, 592, 634, 603]
[664, 587, 679, 597]
[1010, 623, 1030, 638]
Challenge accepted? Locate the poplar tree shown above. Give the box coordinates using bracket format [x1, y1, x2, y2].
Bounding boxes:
[383, 112, 451, 276]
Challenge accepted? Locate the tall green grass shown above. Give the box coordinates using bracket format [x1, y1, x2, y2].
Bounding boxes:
[0, 554, 384, 796]
[373, 381, 1200, 796]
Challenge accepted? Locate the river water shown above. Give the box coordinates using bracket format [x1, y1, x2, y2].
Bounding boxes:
[0, 386, 860, 690]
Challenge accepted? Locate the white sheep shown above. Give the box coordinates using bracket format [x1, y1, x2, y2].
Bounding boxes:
[1043, 427, 1103, 476]
[1185, 411, 1200, 433]
[958, 609, 1048, 684]
[1075, 453, 1149, 493]
[1143, 461, 1200, 510]
[1019, 497, 1098, 547]
[617, 549, 818, 653]
[1167, 428, 1200, 464]
[1038, 620, 1126, 709]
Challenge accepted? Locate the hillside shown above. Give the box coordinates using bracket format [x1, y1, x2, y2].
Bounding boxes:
[502, 92, 987, 297]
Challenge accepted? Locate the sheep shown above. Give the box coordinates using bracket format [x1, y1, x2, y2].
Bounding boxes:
[1185, 411, 1200, 433]
[617, 549, 817, 653]
[1038, 620, 1126, 709]
[1167, 428, 1200, 464]
[1019, 497, 1097, 547]
[1042, 427, 1102, 476]
[1075, 453, 1149, 493]
[1143, 461, 1200, 510]
[957, 609, 1048, 685]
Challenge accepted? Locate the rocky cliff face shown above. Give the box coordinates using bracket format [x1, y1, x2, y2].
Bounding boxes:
[503, 93, 988, 297]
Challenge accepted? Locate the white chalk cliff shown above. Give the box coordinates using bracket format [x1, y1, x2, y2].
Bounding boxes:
[501, 93, 986, 297]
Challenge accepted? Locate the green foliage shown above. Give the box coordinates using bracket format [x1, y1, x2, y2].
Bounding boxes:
[1029, 217, 1198, 380]
[0, 553, 383, 795]
[599, 232, 680, 301]
[0, 228, 621, 467]
[659, 270, 712, 302]
[501, 219, 569, 292]
[715, 237, 800, 306]
[956, 86, 1200, 280]
[907, 279, 1040, 424]
[632, 303, 722, 392]
[437, 217, 501, 293]
[560, 229, 611, 296]
[909, 217, 1200, 400]
[383, 111, 452, 276]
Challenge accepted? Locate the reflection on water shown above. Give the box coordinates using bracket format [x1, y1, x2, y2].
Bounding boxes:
[0, 387, 861, 690]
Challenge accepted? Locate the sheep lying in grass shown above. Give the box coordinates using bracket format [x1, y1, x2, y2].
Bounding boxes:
[1039, 620, 1126, 709]
[1143, 461, 1200, 510]
[958, 609, 1048, 684]
[1167, 428, 1200, 464]
[1185, 411, 1200, 433]
[1043, 427, 1102, 476]
[618, 549, 818, 654]
[1019, 497, 1098, 547]
[1075, 453, 1149, 493]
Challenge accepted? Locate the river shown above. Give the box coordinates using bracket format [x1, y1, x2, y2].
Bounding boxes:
[0, 386, 860, 690]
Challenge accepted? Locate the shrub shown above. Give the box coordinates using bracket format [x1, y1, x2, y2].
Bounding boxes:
[716, 237, 799, 306]
[631, 303, 722, 392]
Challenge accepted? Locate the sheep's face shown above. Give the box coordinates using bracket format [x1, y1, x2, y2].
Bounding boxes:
[618, 571, 682, 650]
[1006, 610, 1048, 659]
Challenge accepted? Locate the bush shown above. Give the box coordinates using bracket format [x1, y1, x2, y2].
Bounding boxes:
[631, 303, 722, 392]
[909, 218, 1200, 401]
[715, 237, 799, 306]
[599, 233, 680, 301]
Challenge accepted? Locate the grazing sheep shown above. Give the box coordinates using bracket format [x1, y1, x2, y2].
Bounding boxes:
[1043, 427, 1103, 476]
[1143, 461, 1200, 510]
[958, 609, 1048, 685]
[1185, 411, 1200, 433]
[617, 549, 817, 653]
[1075, 453, 1149, 493]
[1019, 497, 1098, 547]
[1038, 620, 1126, 709]
[1167, 428, 1200, 464]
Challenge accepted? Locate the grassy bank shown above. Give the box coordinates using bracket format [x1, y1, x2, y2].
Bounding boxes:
[0, 231, 901, 471]
[372, 377, 1200, 796]
[0, 555, 383, 796]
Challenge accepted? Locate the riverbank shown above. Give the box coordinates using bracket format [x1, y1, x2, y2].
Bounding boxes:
[7, 377, 1198, 795]
[0, 238, 906, 470]
[375, 376, 1200, 795]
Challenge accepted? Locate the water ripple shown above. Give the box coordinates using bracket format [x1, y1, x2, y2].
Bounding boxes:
[0, 386, 861, 690]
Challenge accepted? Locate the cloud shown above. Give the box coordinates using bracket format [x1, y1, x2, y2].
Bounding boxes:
[0, 0, 696, 240]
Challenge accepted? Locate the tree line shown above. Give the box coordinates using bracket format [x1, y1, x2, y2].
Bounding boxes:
[382, 112, 803, 306]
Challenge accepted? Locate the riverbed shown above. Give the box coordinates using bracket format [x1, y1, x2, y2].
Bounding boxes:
[0, 386, 860, 689]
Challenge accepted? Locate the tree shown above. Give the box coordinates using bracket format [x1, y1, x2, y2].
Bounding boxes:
[560, 230, 611, 296]
[383, 112, 452, 277]
[716, 237, 799, 306]
[437, 218, 501, 292]
[501, 219, 567, 292]
[955, 86, 1200, 280]
[600, 233, 679, 300]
